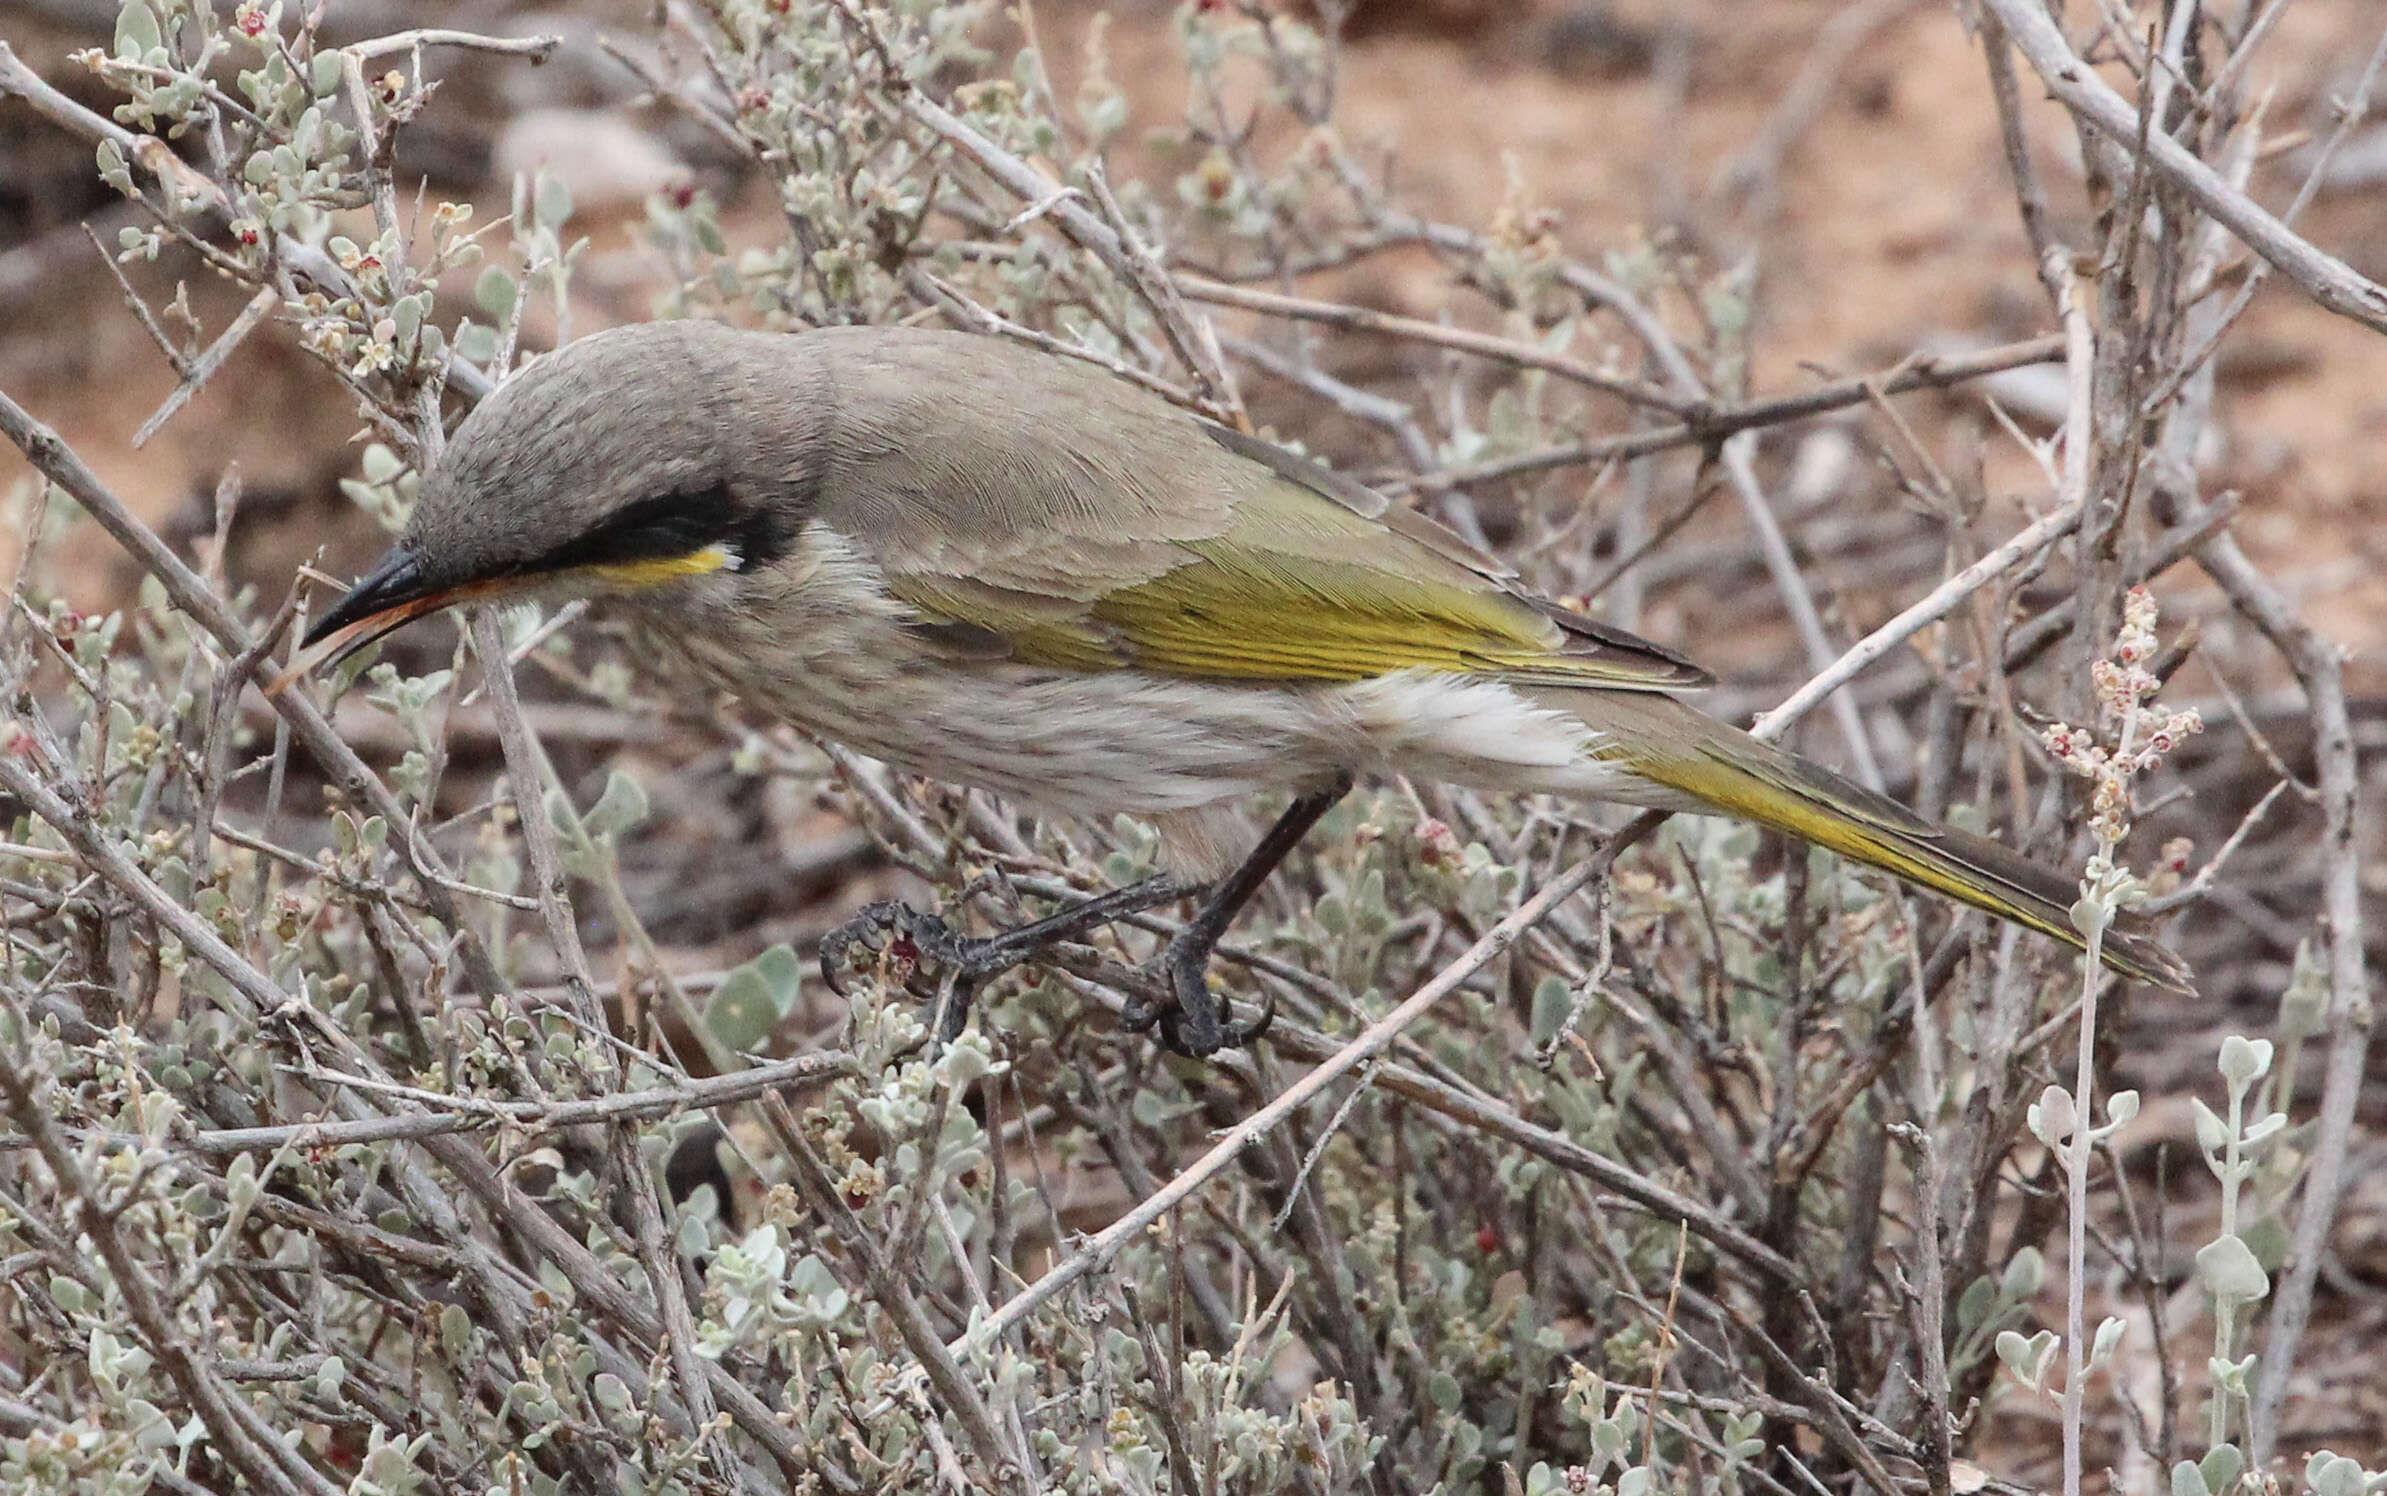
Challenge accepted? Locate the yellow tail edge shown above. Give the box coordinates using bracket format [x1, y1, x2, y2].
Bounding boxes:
[1602, 705, 2194, 993]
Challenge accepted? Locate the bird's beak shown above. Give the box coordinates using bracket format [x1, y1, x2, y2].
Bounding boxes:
[273, 546, 499, 692]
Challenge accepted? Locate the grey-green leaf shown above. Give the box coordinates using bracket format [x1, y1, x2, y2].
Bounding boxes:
[476, 265, 519, 319]
[582, 769, 649, 839]
[115, 2, 161, 59]
[2195, 1235, 2270, 1302]
[2199, 1444, 2244, 1496]
[705, 944, 801, 1053]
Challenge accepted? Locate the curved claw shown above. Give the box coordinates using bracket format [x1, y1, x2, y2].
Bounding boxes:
[1155, 990, 1270, 1058]
[1119, 988, 1164, 1035]
[817, 900, 974, 1001]
[818, 890, 1274, 1058]
[817, 899, 909, 997]
[1222, 985, 1277, 1049]
[1120, 952, 1271, 1059]
[1153, 949, 1229, 1059]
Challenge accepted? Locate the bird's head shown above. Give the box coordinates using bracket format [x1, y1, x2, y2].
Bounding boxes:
[299, 322, 817, 672]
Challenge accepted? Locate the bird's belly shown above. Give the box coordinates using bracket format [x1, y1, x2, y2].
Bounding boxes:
[657, 624, 1327, 813]
[837, 670, 1332, 814]
[649, 604, 1669, 814]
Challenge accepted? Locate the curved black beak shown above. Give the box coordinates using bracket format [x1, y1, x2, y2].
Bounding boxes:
[295, 541, 517, 682]
[269, 547, 508, 695]
[302, 545, 431, 651]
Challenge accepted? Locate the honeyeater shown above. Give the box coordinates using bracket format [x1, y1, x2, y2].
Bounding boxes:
[303, 320, 2190, 1053]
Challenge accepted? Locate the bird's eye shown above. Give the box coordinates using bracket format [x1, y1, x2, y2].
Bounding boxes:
[537, 485, 746, 575]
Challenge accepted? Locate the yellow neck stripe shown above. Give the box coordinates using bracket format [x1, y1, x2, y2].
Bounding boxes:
[585, 544, 738, 588]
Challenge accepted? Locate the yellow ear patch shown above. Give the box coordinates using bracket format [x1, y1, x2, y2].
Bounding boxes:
[585, 545, 737, 588]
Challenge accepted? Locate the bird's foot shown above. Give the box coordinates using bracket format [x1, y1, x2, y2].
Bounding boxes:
[1118, 934, 1275, 1059]
[819, 894, 1272, 1059]
[818, 900, 1008, 1039]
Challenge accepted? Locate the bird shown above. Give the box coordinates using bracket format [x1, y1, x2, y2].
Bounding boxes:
[301, 319, 2190, 1054]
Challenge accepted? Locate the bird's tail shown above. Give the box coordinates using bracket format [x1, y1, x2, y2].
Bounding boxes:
[1545, 691, 2193, 991]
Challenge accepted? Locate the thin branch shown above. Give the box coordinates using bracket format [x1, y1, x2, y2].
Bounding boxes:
[1405, 334, 2064, 490]
[1754, 498, 2085, 738]
[892, 86, 1244, 423]
[347, 29, 562, 61]
[2052, 252, 2098, 1496]
[132, 285, 278, 448]
[956, 811, 1665, 1355]
[1718, 429, 1886, 789]
[2203, 529, 2374, 1461]
[1176, 274, 1690, 415]
[1978, 12, 2070, 315]
[464, 613, 737, 1475]
[1976, 0, 2387, 333]
[1710, 0, 1925, 203]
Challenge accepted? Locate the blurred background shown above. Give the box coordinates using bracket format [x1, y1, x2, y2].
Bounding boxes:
[6, 0, 2386, 1478]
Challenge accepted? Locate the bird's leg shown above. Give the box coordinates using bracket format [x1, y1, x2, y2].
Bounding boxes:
[819, 876, 1198, 1037]
[964, 875, 1203, 971]
[819, 775, 1351, 1056]
[1125, 774, 1354, 1058]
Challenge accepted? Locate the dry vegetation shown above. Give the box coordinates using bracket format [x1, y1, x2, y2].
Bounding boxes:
[1, 1, 2384, 1494]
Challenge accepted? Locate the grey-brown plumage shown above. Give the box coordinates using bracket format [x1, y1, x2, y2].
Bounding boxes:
[306, 320, 2190, 1053]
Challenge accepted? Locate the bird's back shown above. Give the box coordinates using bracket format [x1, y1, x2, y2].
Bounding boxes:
[773, 325, 1710, 693]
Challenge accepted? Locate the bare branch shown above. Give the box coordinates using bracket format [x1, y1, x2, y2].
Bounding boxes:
[1976, 0, 2387, 333]
[1406, 335, 2064, 490]
[347, 29, 562, 62]
[1177, 274, 1690, 415]
[958, 811, 1665, 1354]
[1754, 498, 2084, 740]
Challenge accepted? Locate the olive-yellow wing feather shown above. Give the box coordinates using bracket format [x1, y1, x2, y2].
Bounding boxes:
[819, 351, 1710, 690]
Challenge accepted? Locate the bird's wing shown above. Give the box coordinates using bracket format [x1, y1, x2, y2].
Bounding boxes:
[811, 339, 1706, 688]
[868, 428, 1709, 689]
